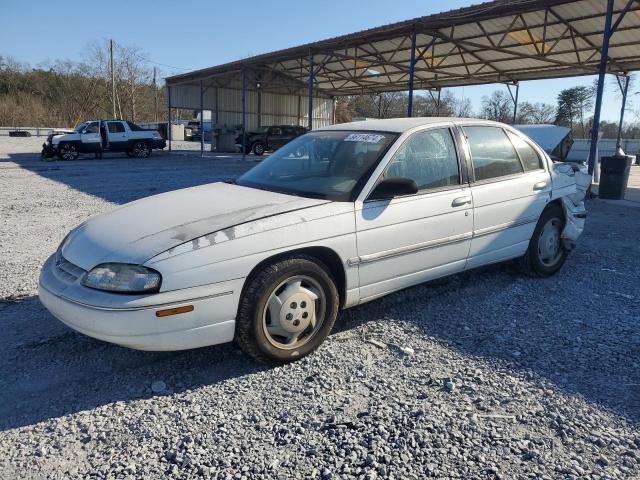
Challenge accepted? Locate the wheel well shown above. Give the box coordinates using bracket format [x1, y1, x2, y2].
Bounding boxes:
[547, 199, 565, 220]
[243, 247, 347, 309]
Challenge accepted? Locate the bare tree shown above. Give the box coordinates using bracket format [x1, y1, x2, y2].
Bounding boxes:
[88, 40, 154, 122]
[516, 101, 556, 124]
[480, 90, 513, 122]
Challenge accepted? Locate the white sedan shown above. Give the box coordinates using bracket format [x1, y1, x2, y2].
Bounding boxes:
[39, 118, 587, 363]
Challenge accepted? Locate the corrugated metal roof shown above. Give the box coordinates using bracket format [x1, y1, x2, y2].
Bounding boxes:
[167, 0, 640, 95]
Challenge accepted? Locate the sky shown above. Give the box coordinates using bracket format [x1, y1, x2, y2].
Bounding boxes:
[0, 0, 633, 123]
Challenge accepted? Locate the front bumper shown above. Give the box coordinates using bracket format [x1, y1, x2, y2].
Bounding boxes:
[151, 138, 167, 149]
[41, 142, 57, 158]
[38, 254, 243, 351]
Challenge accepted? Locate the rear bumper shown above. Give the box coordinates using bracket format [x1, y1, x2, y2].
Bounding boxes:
[38, 254, 242, 351]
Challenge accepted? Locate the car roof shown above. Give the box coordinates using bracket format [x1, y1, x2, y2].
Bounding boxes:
[316, 117, 507, 133]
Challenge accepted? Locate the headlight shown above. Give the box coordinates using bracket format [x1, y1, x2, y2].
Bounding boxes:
[82, 263, 161, 294]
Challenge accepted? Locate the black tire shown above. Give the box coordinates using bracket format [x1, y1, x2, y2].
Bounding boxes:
[132, 141, 151, 158]
[57, 142, 79, 161]
[519, 204, 568, 277]
[252, 141, 266, 156]
[235, 254, 339, 364]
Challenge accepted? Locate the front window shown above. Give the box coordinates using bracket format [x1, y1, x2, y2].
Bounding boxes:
[83, 122, 100, 134]
[74, 122, 89, 133]
[384, 128, 460, 191]
[236, 130, 397, 201]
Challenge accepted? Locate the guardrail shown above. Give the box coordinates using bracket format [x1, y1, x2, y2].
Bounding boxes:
[0, 127, 59, 137]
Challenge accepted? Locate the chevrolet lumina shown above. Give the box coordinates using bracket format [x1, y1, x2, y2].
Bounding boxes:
[39, 118, 588, 363]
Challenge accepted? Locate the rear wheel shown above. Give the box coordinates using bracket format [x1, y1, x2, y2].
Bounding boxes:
[235, 255, 339, 363]
[57, 143, 79, 160]
[131, 141, 151, 158]
[519, 204, 568, 277]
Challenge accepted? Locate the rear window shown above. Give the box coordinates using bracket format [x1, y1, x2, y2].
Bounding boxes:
[126, 121, 145, 131]
[465, 126, 524, 181]
[108, 122, 125, 133]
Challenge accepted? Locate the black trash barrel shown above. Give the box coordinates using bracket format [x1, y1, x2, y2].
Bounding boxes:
[599, 155, 633, 199]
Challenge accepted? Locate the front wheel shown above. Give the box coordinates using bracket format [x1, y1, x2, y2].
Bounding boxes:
[57, 143, 79, 161]
[519, 204, 568, 277]
[235, 255, 339, 363]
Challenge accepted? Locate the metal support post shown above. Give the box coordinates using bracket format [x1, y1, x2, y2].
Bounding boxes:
[167, 85, 172, 152]
[506, 82, 519, 124]
[241, 69, 247, 161]
[200, 80, 204, 158]
[588, 0, 615, 175]
[308, 51, 314, 130]
[512, 82, 519, 124]
[408, 29, 417, 117]
[616, 74, 630, 154]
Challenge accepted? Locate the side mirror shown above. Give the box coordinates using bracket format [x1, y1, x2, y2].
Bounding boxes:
[369, 177, 418, 200]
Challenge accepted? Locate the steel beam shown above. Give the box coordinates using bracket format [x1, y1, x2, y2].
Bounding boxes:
[588, 0, 615, 175]
[408, 29, 417, 117]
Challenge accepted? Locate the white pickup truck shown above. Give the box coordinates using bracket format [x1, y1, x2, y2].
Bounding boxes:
[41, 120, 166, 160]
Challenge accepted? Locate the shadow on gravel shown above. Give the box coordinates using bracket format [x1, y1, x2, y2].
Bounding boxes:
[1, 152, 253, 205]
[0, 295, 266, 432]
[334, 200, 640, 425]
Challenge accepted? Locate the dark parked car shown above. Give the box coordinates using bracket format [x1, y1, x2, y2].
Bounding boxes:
[236, 125, 307, 155]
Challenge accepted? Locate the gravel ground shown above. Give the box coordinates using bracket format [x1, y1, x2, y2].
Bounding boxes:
[1, 137, 639, 480]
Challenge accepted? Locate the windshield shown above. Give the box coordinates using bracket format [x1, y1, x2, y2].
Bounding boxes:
[236, 130, 397, 201]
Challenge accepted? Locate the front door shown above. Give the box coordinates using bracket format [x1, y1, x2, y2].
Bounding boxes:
[461, 125, 551, 269]
[355, 127, 473, 302]
[80, 121, 101, 152]
[107, 121, 129, 151]
[267, 127, 288, 150]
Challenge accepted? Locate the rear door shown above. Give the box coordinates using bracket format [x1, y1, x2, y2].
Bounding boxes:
[355, 126, 473, 302]
[460, 124, 551, 269]
[107, 121, 129, 151]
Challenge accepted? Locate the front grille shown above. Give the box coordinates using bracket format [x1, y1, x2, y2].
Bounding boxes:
[55, 254, 86, 283]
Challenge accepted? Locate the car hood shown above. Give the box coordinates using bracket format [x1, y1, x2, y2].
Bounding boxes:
[61, 182, 328, 270]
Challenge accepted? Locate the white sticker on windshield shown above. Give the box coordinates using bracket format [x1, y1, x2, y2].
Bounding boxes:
[344, 133, 385, 143]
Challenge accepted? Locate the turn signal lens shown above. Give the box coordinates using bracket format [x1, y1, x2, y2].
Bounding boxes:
[155, 305, 194, 317]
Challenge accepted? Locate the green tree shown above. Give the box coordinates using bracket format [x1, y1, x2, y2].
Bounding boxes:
[554, 85, 595, 138]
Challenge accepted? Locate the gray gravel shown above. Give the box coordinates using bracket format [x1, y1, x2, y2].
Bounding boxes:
[1, 137, 639, 479]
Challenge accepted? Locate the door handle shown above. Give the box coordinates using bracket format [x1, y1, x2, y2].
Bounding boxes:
[533, 181, 548, 191]
[452, 196, 472, 207]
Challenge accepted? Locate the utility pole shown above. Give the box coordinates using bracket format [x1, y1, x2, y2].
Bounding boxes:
[153, 67, 158, 122]
[110, 39, 116, 119]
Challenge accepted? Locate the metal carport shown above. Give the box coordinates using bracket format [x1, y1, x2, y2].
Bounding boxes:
[166, 0, 640, 170]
